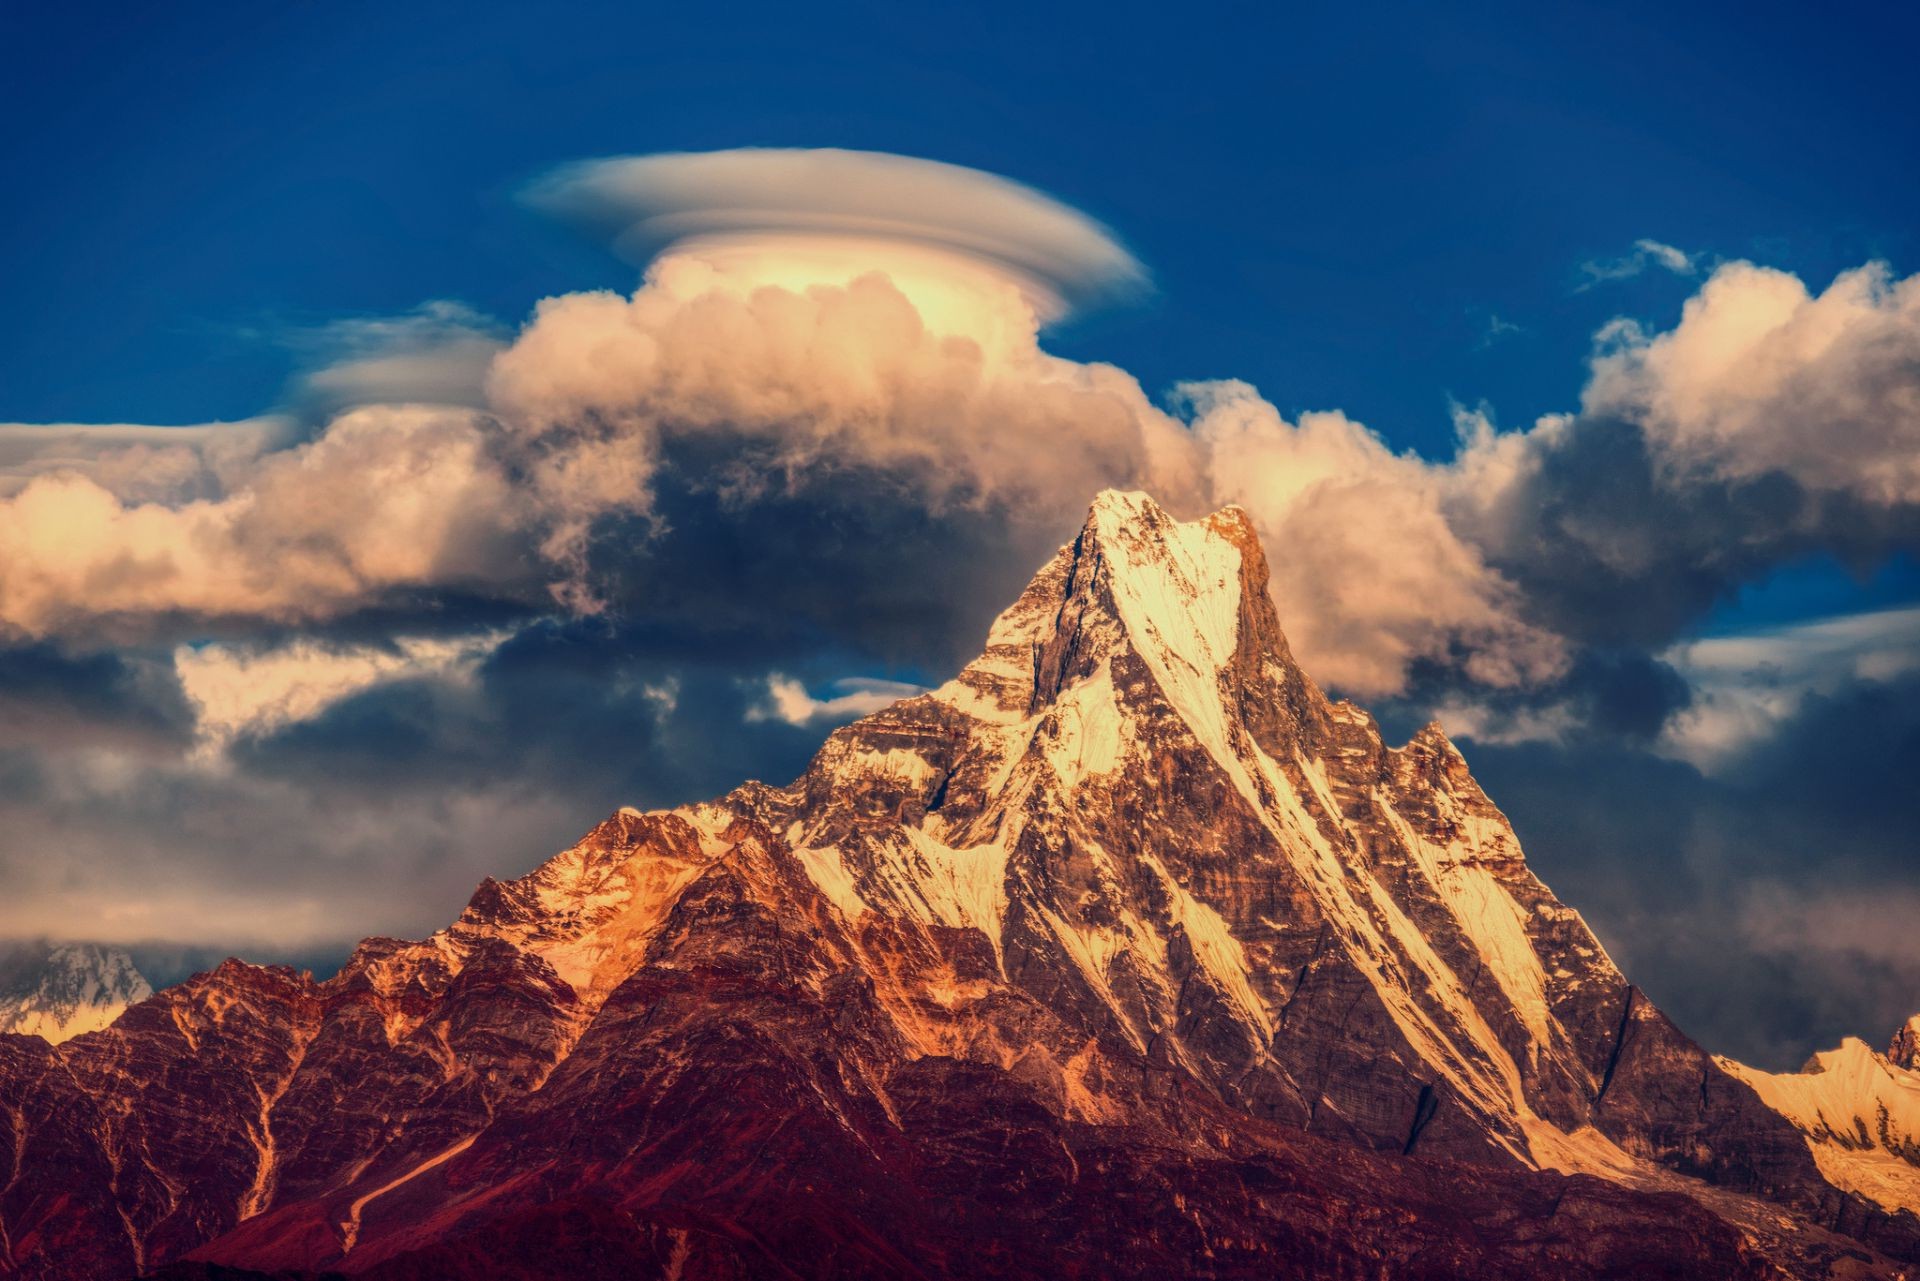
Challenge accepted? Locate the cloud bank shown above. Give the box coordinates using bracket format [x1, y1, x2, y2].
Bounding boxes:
[6, 157, 1915, 707]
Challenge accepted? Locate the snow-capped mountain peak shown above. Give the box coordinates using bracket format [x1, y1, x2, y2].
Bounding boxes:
[723, 493, 1667, 1165]
[0, 940, 152, 1043]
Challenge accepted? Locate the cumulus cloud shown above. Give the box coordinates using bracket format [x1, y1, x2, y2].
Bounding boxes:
[0, 152, 1190, 647]
[487, 257, 1202, 593]
[1588, 260, 1920, 504]
[1, 151, 1917, 723]
[0, 405, 535, 642]
[1186, 383, 1567, 694]
[0, 418, 287, 501]
[2, 201, 1917, 718]
[0, 152, 1917, 1061]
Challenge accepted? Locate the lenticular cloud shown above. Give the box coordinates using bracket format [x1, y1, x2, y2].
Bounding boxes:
[524, 147, 1149, 327]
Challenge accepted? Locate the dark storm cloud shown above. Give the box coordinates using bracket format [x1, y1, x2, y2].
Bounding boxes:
[0, 643, 193, 753]
[0, 627, 832, 951]
[1466, 418, 1812, 648]
[1461, 413, 1920, 655]
[1399, 647, 1696, 746]
[582, 462, 1074, 672]
[1465, 665, 1920, 1070]
[233, 619, 824, 805]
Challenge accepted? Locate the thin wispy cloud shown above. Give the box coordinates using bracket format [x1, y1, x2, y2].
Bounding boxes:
[1659, 606, 1920, 769]
[1577, 238, 1699, 290]
[287, 301, 508, 414]
[1475, 312, 1525, 349]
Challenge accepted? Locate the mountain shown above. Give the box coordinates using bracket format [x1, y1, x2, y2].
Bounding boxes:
[2, 491, 1917, 1279]
[1723, 1032, 1920, 1218]
[0, 940, 151, 1044]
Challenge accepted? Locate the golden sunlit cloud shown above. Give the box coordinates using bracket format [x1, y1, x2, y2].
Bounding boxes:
[524, 147, 1148, 345]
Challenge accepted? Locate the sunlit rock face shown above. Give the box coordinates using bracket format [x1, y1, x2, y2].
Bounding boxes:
[1892, 1014, 1920, 1071]
[2, 492, 1917, 1279]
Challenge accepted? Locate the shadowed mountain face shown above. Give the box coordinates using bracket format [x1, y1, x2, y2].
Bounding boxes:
[3, 492, 1918, 1279]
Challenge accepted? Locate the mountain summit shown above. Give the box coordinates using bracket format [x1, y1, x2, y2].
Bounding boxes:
[2, 492, 1917, 1279]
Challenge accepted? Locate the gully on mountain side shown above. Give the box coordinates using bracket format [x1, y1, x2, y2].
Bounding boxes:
[2, 491, 1916, 1279]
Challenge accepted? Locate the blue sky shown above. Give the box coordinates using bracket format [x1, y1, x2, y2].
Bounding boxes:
[2, 0, 1919, 1067]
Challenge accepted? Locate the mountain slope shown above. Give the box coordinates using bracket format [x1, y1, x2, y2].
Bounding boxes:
[0, 941, 151, 1044]
[1724, 1033, 1920, 1218]
[1, 491, 1914, 1279]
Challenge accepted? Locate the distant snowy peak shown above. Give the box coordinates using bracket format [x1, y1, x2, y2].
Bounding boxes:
[0, 940, 152, 1043]
[1722, 1038, 1920, 1215]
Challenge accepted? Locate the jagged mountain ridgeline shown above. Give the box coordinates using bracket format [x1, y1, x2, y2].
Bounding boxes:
[3, 491, 1917, 1279]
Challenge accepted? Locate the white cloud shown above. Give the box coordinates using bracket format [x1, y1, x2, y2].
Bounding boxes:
[1659, 606, 1920, 769]
[525, 148, 1147, 328]
[0, 404, 535, 642]
[0, 154, 1917, 721]
[292, 301, 507, 412]
[175, 631, 507, 757]
[748, 675, 926, 727]
[7, 154, 1920, 953]
[486, 257, 1204, 591]
[1430, 697, 1582, 747]
[0, 418, 288, 500]
[1186, 381, 1568, 696]
[1587, 260, 1920, 505]
[1578, 238, 1698, 289]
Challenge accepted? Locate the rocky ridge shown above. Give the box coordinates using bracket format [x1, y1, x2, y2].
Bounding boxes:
[1893, 1017, 1920, 1072]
